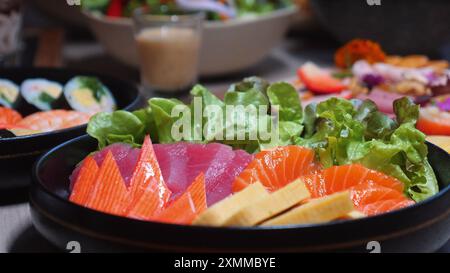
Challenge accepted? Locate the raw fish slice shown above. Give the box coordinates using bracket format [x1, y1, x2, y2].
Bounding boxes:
[350, 181, 406, 208]
[232, 146, 318, 192]
[0, 107, 22, 128]
[301, 172, 326, 199]
[302, 164, 414, 216]
[85, 152, 129, 216]
[200, 144, 235, 206]
[206, 150, 254, 206]
[321, 164, 404, 195]
[69, 156, 99, 205]
[361, 198, 415, 216]
[156, 173, 207, 224]
[154, 143, 189, 196]
[154, 142, 253, 206]
[127, 135, 171, 219]
[17, 110, 91, 133]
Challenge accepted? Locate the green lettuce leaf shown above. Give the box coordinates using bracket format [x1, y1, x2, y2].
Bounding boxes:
[87, 111, 145, 149]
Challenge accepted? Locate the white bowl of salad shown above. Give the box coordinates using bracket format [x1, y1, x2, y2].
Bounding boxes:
[81, 0, 297, 76]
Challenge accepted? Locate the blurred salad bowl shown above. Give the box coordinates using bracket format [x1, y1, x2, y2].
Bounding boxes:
[82, 5, 297, 76]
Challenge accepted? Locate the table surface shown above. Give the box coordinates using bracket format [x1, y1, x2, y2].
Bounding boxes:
[1, 7, 449, 252]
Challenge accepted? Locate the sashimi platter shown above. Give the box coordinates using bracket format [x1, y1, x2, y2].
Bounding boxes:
[31, 76, 450, 252]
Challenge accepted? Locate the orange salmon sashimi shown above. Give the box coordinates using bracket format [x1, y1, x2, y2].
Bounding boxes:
[361, 198, 415, 216]
[232, 146, 319, 193]
[17, 110, 91, 133]
[127, 135, 172, 220]
[0, 107, 22, 128]
[69, 156, 99, 205]
[321, 164, 405, 195]
[85, 151, 130, 216]
[156, 173, 207, 225]
[302, 164, 414, 216]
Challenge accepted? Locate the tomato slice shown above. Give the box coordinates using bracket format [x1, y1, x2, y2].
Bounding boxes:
[297, 62, 346, 94]
[416, 107, 450, 136]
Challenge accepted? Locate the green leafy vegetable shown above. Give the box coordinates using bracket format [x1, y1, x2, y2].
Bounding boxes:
[87, 111, 145, 149]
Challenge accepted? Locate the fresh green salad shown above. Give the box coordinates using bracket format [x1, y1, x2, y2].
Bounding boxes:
[87, 77, 439, 202]
[81, 0, 292, 21]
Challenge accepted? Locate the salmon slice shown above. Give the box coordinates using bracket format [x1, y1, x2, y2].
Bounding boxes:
[302, 164, 414, 216]
[17, 110, 91, 133]
[85, 151, 130, 216]
[301, 173, 327, 199]
[0, 107, 22, 128]
[127, 135, 171, 219]
[156, 173, 207, 225]
[350, 181, 407, 208]
[232, 146, 318, 192]
[317, 164, 405, 197]
[69, 156, 99, 205]
[361, 198, 415, 216]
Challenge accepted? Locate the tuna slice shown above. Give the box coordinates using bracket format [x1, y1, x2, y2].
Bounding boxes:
[70, 142, 253, 206]
[154, 143, 253, 206]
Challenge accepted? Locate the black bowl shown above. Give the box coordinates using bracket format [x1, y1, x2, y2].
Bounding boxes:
[30, 135, 450, 252]
[310, 0, 450, 55]
[0, 68, 142, 189]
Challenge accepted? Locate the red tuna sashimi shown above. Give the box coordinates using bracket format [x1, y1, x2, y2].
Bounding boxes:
[70, 143, 140, 190]
[152, 142, 189, 195]
[154, 142, 253, 206]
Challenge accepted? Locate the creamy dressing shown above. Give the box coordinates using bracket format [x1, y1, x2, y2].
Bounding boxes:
[136, 27, 201, 92]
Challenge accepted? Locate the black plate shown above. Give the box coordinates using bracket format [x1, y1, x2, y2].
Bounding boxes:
[0, 68, 143, 189]
[30, 135, 450, 252]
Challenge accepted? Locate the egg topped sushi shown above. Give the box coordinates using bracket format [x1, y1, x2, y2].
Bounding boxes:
[21, 79, 64, 111]
[0, 79, 20, 108]
[64, 76, 116, 114]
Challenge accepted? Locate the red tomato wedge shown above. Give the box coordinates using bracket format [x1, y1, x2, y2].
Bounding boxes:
[0, 107, 22, 128]
[302, 164, 413, 216]
[156, 173, 207, 225]
[69, 156, 99, 205]
[232, 146, 319, 193]
[85, 151, 129, 216]
[297, 62, 346, 94]
[416, 107, 450, 136]
[127, 135, 172, 220]
[106, 0, 123, 17]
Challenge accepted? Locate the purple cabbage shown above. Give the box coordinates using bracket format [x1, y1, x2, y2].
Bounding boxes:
[362, 74, 384, 89]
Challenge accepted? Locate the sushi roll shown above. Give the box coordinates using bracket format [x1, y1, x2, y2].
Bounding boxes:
[0, 79, 20, 108]
[20, 79, 65, 111]
[64, 76, 116, 114]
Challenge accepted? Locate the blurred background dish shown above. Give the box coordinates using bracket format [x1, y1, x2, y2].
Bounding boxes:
[82, 6, 297, 76]
[0, 68, 141, 190]
[310, 0, 450, 55]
